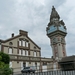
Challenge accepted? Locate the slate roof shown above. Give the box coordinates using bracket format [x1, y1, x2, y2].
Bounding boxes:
[59, 55, 75, 63]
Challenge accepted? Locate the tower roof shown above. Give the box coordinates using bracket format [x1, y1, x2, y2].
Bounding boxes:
[50, 6, 60, 21]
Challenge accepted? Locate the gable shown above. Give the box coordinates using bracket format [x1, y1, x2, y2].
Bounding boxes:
[2, 35, 41, 50]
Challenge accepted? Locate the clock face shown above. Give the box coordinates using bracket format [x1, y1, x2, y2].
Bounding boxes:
[59, 25, 66, 32]
[47, 25, 57, 34]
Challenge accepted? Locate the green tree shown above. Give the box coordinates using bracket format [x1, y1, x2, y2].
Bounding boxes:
[0, 61, 12, 75]
[0, 52, 10, 64]
[0, 52, 12, 75]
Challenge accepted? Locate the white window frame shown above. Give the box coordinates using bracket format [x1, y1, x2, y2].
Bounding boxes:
[9, 48, 12, 54]
[26, 42, 28, 47]
[33, 62, 35, 66]
[22, 50, 25, 56]
[21, 62, 23, 70]
[34, 51, 36, 57]
[19, 40, 21, 46]
[9, 61, 12, 68]
[19, 49, 21, 55]
[26, 62, 28, 67]
[53, 62, 57, 70]
[23, 40, 25, 46]
[0, 45, 1, 51]
[26, 50, 28, 56]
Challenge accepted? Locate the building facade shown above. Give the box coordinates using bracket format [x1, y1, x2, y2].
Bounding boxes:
[0, 30, 53, 72]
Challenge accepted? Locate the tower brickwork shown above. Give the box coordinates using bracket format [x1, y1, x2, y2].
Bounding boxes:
[46, 6, 67, 60]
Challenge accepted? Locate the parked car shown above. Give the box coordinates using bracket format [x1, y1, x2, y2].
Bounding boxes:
[21, 66, 36, 73]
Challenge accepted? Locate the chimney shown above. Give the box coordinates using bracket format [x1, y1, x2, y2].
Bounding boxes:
[12, 33, 14, 37]
[19, 30, 28, 36]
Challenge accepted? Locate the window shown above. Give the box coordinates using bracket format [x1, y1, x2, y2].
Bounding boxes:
[39, 52, 40, 56]
[22, 50, 25, 56]
[9, 61, 12, 68]
[19, 39, 29, 47]
[29, 62, 31, 64]
[34, 46, 36, 49]
[55, 52, 58, 57]
[33, 62, 35, 66]
[62, 45, 65, 50]
[58, 37, 60, 41]
[26, 50, 28, 56]
[23, 62, 26, 67]
[53, 38, 56, 43]
[28, 51, 30, 55]
[53, 63, 56, 70]
[43, 62, 47, 65]
[26, 62, 30, 67]
[35, 62, 37, 66]
[61, 38, 65, 43]
[19, 40, 21, 46]
[0, 45, 1, 51]
[9, 42, 13, 45]
[34, 51, 36, 57]
[23, 40, 25, 46]
[19, 49, 21, 55]
[26, 42, 28, 47]
[54, 46, 57, 50]
[21, 62, 23, 70]
[54, 46, 57, 53]
[9, 48, 12, 54]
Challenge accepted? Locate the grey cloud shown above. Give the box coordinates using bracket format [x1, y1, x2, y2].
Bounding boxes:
[0, 0, 75, 57]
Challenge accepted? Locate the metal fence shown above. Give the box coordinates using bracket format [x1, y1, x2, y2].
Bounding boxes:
[0, 67, 75, 75]
[14, 70, 75, 75]
[11, 66, 75, 75]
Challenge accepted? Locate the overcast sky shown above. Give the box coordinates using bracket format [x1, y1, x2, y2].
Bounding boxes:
[0, 0, 75, 58]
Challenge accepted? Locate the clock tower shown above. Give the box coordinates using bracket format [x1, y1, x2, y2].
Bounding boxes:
[46, 6, 67, 60]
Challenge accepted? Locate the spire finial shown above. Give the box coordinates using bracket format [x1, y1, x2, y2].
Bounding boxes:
[52, 6, 55, 10]
[50, 6, 60, 21]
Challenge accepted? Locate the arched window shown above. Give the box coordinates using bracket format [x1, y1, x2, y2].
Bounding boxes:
[9, 42, 13, 45]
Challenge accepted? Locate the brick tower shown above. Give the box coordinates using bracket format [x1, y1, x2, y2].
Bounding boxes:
[46, 6, 67, 60]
